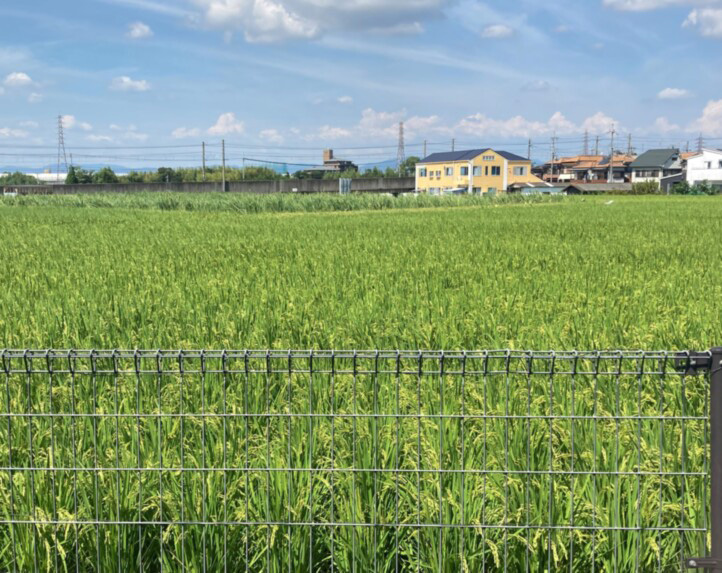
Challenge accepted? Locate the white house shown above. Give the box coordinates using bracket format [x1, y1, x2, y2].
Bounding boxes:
[685, 148, 722, 188]
[629, 148, 683, 185]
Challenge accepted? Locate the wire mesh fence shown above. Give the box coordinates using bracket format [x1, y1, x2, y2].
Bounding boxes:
[0, 349, 712, 572]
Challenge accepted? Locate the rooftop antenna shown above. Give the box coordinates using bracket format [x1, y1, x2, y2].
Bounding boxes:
[57, 115, 68, 182]
[397, 121, 405, 175]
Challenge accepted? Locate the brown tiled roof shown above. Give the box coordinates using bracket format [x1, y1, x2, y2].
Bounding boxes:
[598, 154, 636, 167]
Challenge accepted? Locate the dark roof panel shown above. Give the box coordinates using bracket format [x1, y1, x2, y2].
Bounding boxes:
[496, 150, 528, 161]
[630, 148, 680, 168]
[420, 148, 528, 164]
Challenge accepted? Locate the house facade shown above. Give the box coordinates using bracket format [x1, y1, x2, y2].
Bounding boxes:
[685, 148, 722, 188]
[415, 149, 541, 194]
[630, 148, 682, 184]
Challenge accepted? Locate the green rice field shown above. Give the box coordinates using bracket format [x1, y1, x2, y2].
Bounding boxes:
[0, 194, 720, 571]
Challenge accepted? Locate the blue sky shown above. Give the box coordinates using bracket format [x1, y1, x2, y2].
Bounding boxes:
[1, 0, 721, 167]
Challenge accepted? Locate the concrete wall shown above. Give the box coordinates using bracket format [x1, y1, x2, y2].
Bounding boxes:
[3, 177, 416, 196]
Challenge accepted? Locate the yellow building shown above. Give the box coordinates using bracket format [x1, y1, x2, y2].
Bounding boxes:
[415, 148, 542, 194]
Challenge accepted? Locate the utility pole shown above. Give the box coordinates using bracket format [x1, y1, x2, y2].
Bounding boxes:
[608, 125, 616, 183]
[550, 133, 558, 183]
[627, 134, 633, 156]
[423, 140, 427, 158]
[594, 135, 600, 156]
[685, 140, 690, 153]
[221, 139, 226, 191]
[397, 122, 406, 175]
[451, 138, 455, 152]
[202, 142, 206, 181]
[527, 139, 532, 161]
[583, 130, 589, 156]
[697, 133, 704, 152]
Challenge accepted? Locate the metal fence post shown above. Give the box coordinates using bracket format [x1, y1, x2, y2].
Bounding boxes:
[685, 347, 722, 571]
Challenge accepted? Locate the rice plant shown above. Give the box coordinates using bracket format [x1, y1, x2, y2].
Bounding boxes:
[0, 195, 720, 570]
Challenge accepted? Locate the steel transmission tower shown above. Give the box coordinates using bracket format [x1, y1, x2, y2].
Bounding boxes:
[57, 115, 69, 180]
[397, 122, 405, 175]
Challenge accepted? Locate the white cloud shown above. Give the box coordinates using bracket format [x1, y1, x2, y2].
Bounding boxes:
[207, 112, 245, 135]
[316, 125, 352, 140]
[368, 21, 424, 35]
[191, 0, 450, 42]
[684, 9, 722, 37]
[86, 134, 114, 143]
[19, 121, 39, 129]
[603, 0, 684, 10]
[0, 127, 28, 138]
[127, 21, 154, 39]
[689, 99, 722, 135]
[4, 72, 33, 87]
[658, 87, 691, 99]
[0, 87, 4, 96]
[28, 92, 43, 103]
[110, 76, 151, 91]
[522, 79, 552, 92]
[604, 0, 722, 37]
[603, 0, 722, 11]
[455, 110, 618, 138]
[259, 128, 284, 143]
[580, 112, 618, 134]
[121, 126, 149, 141]
[358, 108, 406, 138]
[481, 24, 514, 38]
[338, 95, 353, 104]
[653, 117, 681, 133]
[61, 115, 93, 131]
[172, 126, 202, 138]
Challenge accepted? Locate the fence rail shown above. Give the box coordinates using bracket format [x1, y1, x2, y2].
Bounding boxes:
[0, 349, 716, 571]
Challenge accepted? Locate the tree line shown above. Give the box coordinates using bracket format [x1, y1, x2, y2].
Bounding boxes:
[1, 158, 421, 187]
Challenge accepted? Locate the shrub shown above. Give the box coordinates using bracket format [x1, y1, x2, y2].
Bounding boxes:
[631, 181, 660, 195]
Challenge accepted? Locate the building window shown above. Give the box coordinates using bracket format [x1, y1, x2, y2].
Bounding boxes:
[445, 167, 454, 176]
[636, 170, 660, 178]
[419, 167, 427, 177]
[485, 166, 489, 176]
[706, 161, 713, 169]
[719, 161, 722, 169]
[472, 187, 481, 194]
[436, 170, 441, 178]
[513, 166, 527, 176]
[488, 187, 497, 194]
[473, 166, 482, 176]
[483, 155, 495, 161]
[491, 166, 501, 176]
[460, 166, 469, 176]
